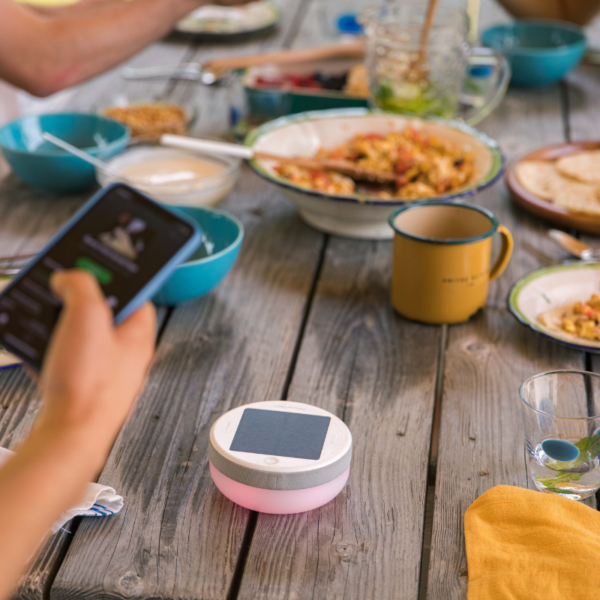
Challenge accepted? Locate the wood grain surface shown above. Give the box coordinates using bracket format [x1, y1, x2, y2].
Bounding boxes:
[50, 4, 325, 598]
[238, 236, 440, 600]
[0, 1, 599, 599]
[425, 73, 590, 600]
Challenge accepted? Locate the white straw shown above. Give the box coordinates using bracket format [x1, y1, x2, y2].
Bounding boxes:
[161, 134, 254, 160]
[41, 132, 124, 181]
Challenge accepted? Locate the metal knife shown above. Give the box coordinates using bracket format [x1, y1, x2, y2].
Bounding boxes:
[548, 229, 600, 261]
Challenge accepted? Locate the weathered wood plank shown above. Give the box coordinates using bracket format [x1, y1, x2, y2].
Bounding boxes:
[563, 16, 600, 262]
[0, 189, 171, 600]
[425, 75, 586, 600]
[233, 2, 441, 597]
[237, 235, 440, 600]
[564, 13, 600, 143]
[8, 2, 315, 596]
[50, 160, 323, 598]
[567, 18, 600, 442]
[0, 191, 89, 600]
[0, 35, 195, 600]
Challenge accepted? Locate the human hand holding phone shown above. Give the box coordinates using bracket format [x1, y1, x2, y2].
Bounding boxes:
[0, 184, 200, 371]
[0, 270, 155, 600]
[35, 270, 156, 468]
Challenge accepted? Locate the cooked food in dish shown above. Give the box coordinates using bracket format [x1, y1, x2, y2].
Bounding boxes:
[515, 161, 565, 201]
[556, 150, 600, 185]
[516, 154, 600, 216]
[252, 64, 369, 98]
[344, 64, 370, 98]
[538, 294, 600, 341]
[103, 103, 187, 138]
[274, 127, 475, 199]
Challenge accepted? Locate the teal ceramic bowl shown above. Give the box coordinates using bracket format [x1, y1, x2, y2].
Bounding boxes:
[153, 206, 244, 306]
[482, 20, 586, 87]
[0, 113, 129, 194]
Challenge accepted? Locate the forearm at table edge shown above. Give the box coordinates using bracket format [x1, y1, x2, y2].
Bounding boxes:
[0, 0, 203, 97]
[0, 424, 106, 600]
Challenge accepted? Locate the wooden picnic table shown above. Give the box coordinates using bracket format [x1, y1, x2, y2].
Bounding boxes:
[3, 1, 600, 598]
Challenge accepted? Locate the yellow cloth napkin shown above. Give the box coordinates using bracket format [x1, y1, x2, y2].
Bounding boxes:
[465, 485, 600, 600]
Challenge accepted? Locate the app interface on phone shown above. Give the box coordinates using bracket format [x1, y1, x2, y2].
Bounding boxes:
[0, 185, 195, 366]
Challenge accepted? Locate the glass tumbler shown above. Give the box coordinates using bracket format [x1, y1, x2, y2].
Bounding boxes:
[360, 2, 511, 125]
[520, 370, 600, 500]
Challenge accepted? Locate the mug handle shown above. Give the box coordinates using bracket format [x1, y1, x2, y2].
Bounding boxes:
[458, 48, 512, 126]
[489, 225, 514, 282]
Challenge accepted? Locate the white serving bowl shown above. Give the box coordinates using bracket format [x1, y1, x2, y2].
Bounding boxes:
[245, 108, 505, 240]
[97, 146, 240, 208]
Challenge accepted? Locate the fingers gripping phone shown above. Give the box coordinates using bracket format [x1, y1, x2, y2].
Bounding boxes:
[0, 183, 201, 371]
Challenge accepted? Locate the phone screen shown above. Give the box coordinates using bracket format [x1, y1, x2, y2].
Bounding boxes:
[0, 184, 196, 369]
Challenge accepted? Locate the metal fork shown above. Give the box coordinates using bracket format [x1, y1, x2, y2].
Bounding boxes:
[521, 241, 563, 266]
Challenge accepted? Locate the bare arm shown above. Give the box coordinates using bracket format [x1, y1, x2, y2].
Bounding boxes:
[0, 0, 249, 96]
[0, 271, 155, 599]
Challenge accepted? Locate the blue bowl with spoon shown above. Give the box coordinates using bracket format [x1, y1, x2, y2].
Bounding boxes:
[481, 20, 586, 87]
[0, 113, 129, 194]
[153, 205, 244, 306]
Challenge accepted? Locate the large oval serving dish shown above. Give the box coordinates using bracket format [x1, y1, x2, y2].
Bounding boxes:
[245, 108, 504, 239]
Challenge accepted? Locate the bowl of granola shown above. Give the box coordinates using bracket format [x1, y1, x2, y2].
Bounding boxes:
[245, 108, 504, 239]
[98, 95, 197, 141]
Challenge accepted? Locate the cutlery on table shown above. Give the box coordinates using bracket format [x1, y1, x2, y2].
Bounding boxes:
[548, 229, 600, 261]
[41, 132, 127, 182]
[522, 241, 561, 266]
[0, 253, 35, 265]
[121, 40, 366, 85]
[160, 134, 397, 185]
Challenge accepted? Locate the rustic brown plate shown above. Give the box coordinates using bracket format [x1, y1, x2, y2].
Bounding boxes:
[506, 141, 600, 235]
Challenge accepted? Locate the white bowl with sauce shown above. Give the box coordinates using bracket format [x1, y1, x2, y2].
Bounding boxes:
[96, 146, 240, 207]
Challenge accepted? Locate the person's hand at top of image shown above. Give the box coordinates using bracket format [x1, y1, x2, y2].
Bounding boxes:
[0, 0, 255, 97]
[0, 270, 156, 600]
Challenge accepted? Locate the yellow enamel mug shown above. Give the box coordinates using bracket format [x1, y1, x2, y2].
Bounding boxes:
[389, 202, 513, 324]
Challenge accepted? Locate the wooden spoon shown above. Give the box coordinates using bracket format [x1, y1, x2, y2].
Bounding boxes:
[160, 135, 397, 185]
[254, 152, 397, 185]
[415, 0, 439, 70]
[203, 40, 366, 78]
[123, 41, 367, 84]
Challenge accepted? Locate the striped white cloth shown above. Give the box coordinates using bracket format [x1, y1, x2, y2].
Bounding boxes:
[0, 446, 123, 534]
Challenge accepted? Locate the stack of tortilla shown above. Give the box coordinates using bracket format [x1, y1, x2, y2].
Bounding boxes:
[515, 150, 600, 216]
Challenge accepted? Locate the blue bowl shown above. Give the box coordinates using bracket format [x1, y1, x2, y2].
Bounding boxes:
[153, 206, 244, 306]
[482, 20, 586, 87]
[0, 113, 129, 194]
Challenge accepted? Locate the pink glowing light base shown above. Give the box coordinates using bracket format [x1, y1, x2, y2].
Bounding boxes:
[209, 460, 350, 514]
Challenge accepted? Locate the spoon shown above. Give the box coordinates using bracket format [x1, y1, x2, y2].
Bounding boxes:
[160, 134, 397, 185]
[414, 0, 439, 72]
[41, 132, 126, 182]
[122, 41, 366, 86]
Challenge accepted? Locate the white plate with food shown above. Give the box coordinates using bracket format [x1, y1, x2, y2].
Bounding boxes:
[507, 142, 600, 235]
[508, 262, 600, 353]
[245, 108, 505, 239]
[175, 1, 280, 40]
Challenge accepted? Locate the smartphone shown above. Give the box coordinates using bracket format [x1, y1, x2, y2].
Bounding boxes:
[0, 183, 201, 371]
